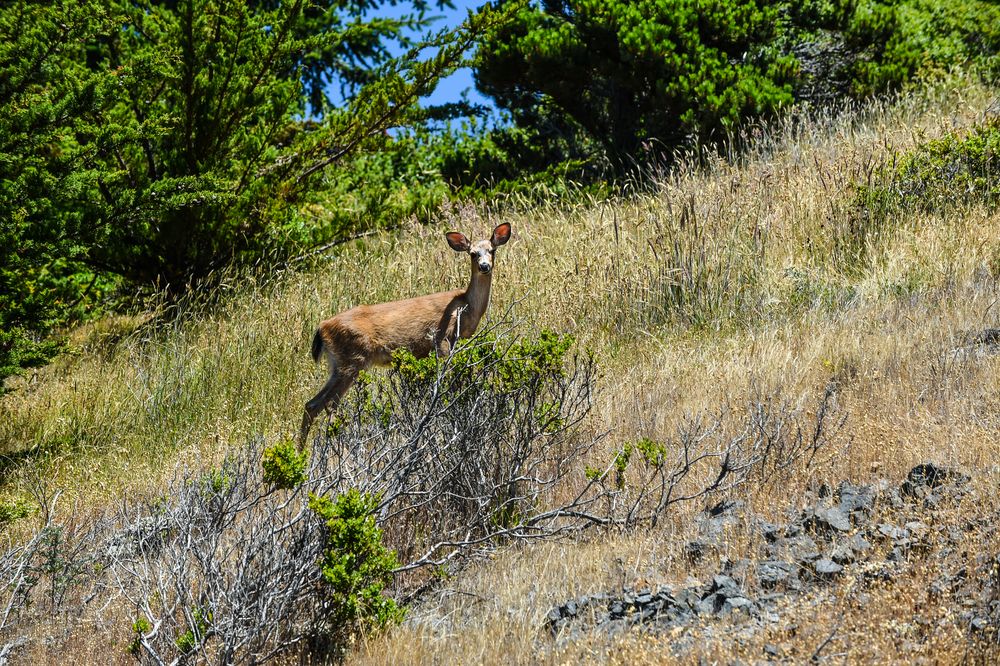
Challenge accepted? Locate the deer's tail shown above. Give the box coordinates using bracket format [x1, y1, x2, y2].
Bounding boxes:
[310, 329, 324, 363]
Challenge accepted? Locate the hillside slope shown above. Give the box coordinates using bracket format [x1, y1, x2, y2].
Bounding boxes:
[2, 74, 999, 662]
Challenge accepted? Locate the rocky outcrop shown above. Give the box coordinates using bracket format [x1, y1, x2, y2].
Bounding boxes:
[545, 463, 998, 653]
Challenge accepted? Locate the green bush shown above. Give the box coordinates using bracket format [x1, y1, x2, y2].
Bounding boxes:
[127, 616, 152, 656]
[474, 0, 799, 172]
[896, 0, 1000, 78]
[845, 119, 1000, 270]
[308, 489, 403, 638]
[0, 497, 32, 527]
[261, 440, 308, 490]
[174, 607, 211, 655]
[390, 329, 575, 395]
[890, 121, 1000, 210]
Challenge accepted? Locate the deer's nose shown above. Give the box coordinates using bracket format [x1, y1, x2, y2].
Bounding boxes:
[478, 262, 492, 273]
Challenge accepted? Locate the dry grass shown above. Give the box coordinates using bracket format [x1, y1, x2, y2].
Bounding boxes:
[3, 72, 1000, 662]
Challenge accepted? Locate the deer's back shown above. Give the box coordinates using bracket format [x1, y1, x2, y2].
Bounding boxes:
[318, 289, 466, 366]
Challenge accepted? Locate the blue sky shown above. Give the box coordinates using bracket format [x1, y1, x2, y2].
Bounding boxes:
[417, 1, 493, 108]
[365, 0, 494, 109]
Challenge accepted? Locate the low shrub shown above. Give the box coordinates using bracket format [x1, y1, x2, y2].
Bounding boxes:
[261, 439, 308, 490]
[846, 119, 1000, 268]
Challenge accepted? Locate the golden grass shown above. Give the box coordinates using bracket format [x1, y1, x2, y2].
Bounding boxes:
[3, 72, 1000, 663]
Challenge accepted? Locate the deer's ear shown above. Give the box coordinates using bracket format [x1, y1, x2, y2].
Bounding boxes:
[491, 223, 511, 247]
[445, 232, 470, 252]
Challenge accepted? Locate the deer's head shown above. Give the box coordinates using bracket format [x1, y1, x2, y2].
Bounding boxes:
[445, 223, 512, 275]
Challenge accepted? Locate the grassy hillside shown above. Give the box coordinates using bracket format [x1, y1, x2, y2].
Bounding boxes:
[2, 73, 1000, 662]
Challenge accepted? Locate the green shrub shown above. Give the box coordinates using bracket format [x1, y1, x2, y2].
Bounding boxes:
[594, 438, 670, 490]
[174, 607, 211, 655]
[261, 439, 308, 490]
[127, 616, 152, 656]
[390, 329, 575, 396]
[889, 121, 1000, 210]
[0, 497, 32, 527]
[308, 489, 403, 637]
[847, 119, 1000, 268]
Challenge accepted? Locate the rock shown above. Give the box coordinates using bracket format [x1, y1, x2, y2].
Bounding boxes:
[810, 506, 852, 534]
[758, 560, 797, 590]
[764, 644, 780, 659]
[837, 481, 876, 522]
[695, 499, 745, 547]
[888, 546, 909, 563]
[830, 541, 857, 565]
[831, 533, 872, 564]
[768, 534, 820, 563]
[902, 463, 968, 496]
[721, 557, 752, 584]
[758, 520, 782, 543]
[710, 574, 742, 598]
[720, 595, 756, 616]
[697, 593, 722, 616]
[970, 328, 1000, 346]
[674, 586, 702, 611]
[814, 558, 843, 578]
[684, 539, 716, 563]
[876, 523, 910, 543]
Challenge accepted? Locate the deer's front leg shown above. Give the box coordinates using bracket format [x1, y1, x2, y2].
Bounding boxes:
[435, 314, 459, 358]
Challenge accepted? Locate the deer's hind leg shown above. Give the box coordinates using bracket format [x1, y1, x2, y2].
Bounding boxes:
[299, 357, 361, 447]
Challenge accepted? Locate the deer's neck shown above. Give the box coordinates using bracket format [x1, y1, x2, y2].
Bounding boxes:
[460, 269, 492, 334]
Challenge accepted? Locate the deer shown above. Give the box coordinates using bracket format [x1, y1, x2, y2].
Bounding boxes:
[299, 222, 512, 446]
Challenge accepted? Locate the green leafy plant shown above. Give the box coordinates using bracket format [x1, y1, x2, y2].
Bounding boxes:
[0, 1, 116, 390]
[0, 497, 32, 527]
[308, 489, 403, 636]
[847, 119, 1000, 268]
[128, 616, 152, 656]
[201, 468, 233, 495]
[174, 606, 211, 655]
[261, 440, 308, 490]
[390, 329, 575, 395]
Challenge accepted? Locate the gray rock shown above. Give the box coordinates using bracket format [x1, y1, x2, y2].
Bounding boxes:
[757, 560, 797, 590]
[720, 596, 755, 616]
[758, 520, 782, 542]
[814, 558, 843, 577]
[711, 574, 742, 598]
[768, 534, 820, 563]
[876, 523, 910, 543]
[806, 506, 851, 534]
[830, 541, 857, 565]
[831, 533, 872, 564]
[684, 539, 716, 563]
[697, 593, 722, 616]
[902, 463, 969, 496]
[837, 481, 876, 521]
